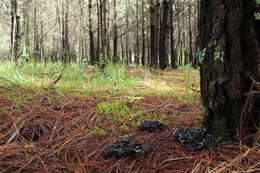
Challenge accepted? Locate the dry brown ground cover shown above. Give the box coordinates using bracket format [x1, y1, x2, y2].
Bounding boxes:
[0, 86, 259, 173]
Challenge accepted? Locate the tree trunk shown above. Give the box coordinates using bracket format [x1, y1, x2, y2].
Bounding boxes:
[199, 0, 260, 140]
[33, 1, 40, 62]
[170, 0, 178, 69]
[135, 0, 140, 65]
[96, 0, 101, 62]
[125, 0, 130, 65]
[141, 0, 146, 66]
[159, 0, 170, 70]
[100, 0, 107, 58]
[113, 0, 118, 62]
[10, 0, 20, 62]
[150, 0, 160, 68]
[88, 0, 96, 64]
[188, 1, 194, 66]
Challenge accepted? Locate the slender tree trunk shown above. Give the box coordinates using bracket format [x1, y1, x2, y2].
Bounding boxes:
[65, 0, 70, 63]
[147, 17, 151, 65]
[96, 0, 101, 62]
[199, 0, 260, 139]
[125, 0, 130, 65]
[88, 0, 96, 64]
[106, 1, 110, 59]
[170, 0, 177, 69]
[113, 0, 118, 62]
[33, 1, 40, 62]
[40, 20, 45, 62]
[159, 0, 170, 70]
[120, 34, 125, 60]
[22, 0, 30, 48]
[188, 1, 193, 66]
[150, 0, 160, 68]
[141, 0, 146, 66]
[135, 0, 140, 65]
[100, 0, 107, 58]
[10, 0, 20, 62]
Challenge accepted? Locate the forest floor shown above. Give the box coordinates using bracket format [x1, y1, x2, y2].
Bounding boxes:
[0, 63, 259, 173]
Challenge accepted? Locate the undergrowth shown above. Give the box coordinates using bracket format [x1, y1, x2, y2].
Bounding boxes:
[0, 61, 200, 103]
[97, 99, 131, 122]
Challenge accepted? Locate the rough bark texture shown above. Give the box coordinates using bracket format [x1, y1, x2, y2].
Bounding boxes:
[113, 0, 118, 62]
[159, 0, 170, 69]
[199, 0, 260, 140]
[135, 0, 140, 65]
[88, 0, 96, 64]
[10, 0, 20, 61]
[150, 0, 160, 68]
[170, 0, 178, 69]
[141, 0, 146, 66]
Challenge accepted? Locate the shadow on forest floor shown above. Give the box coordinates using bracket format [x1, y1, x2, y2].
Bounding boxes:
[0, 67, 259, 173]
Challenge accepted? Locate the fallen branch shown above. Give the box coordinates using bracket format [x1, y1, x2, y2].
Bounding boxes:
[33, 71, 59, 76]
[191, 88, 200, 93]
[0, 76, 23, 89]
[43, 74, 62, 90]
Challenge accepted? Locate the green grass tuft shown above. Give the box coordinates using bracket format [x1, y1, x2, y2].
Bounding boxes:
[96, 99, 131, 122]
[89, 126, 107, 137]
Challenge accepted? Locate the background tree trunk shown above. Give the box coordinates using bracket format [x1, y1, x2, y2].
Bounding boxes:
[135, 0, 140, 65]
[170, 0, 177, 69]
[10, 0, 20, 62]
[159, 0, 170, 70]
[33, 1, 40, 62]
[112, 0, 118, 62]
[199, 0, 260, 139]
[88, 0, 96, 64]
[141, 0, 146, 66]
[150, 0, 160, 68]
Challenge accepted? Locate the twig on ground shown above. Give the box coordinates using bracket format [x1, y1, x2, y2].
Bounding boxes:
[191, 88, 200, 93]
[0, 76, 23, 89]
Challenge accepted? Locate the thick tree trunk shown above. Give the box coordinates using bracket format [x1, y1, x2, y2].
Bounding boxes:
[199, 0, 260, 140]
[159, 0, 170, 70]
[150, 0, 160, 68]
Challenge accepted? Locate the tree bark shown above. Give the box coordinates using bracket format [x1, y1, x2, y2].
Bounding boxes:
[125, 0, 130, 65]
[159, 0, 170, 70]
[150, 0, 160, 68]
[170, 0, 178, 69]
[188, 1, 194, 66]
[135, 0, 140, 65]
[112, 0, 118, 62]
[10, 0, 20, 62]
[33, 1, 40, 62]
[141, 0, 146, 66]
[88, 0, 96, 64]
[199, 0, 260, 139]
[96, 0, 101, 62]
